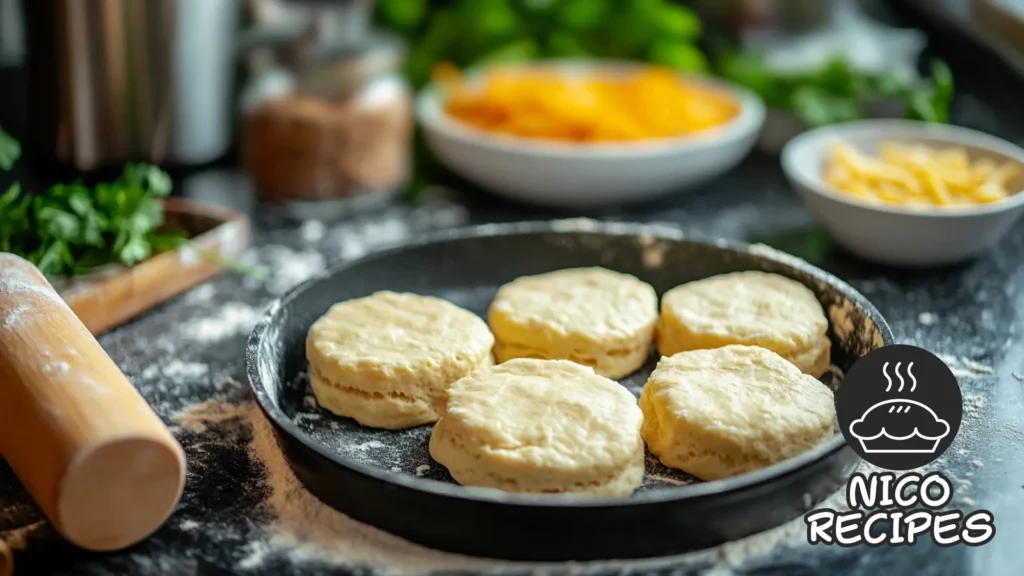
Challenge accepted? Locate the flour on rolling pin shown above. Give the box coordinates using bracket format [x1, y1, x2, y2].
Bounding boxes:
[0, 253, 187, 552]
[0, 265, 70, 325]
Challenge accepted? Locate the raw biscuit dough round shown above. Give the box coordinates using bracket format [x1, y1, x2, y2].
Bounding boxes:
[488, 267, 658, 379]
[429, 358, 645, 496]
[640, 345, 836, 480]
[656, 271, 831, 376]
[306, 291, 494, 429]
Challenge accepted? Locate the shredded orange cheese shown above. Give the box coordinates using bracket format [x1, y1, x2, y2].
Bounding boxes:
[434, 63, 740, 143]
[824, 141, 1022, 207]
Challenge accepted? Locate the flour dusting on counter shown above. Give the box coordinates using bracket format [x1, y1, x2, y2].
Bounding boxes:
[170, 397, 861, 575]
[6, 189, 1016, 576]
[937, 354, 995, 378]
[962, 394, 988, 427]
[188, 303, 262, 343]
[300, 220, 326, 244]
[141, 360, 209, 382]
[175, 398, 252, 434]
[258, 246, 327, 295]
[183, 283, 217, 304]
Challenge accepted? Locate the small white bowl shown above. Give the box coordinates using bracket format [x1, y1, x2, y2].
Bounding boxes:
[417, 60, 766, 209]
[782, 119, 1024, 267]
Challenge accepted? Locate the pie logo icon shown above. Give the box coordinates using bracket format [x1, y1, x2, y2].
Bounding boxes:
[836, 346, 962, 470]
[849, 399, 951, 454]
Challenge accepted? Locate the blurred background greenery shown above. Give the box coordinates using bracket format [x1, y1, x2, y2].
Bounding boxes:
[374, 0, 708, 89]
[371, 0, 953, 199]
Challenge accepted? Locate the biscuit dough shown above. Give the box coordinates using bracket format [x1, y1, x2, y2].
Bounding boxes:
[640, 345, 836, 480]
[656, 271, 831, 376]
[306, 291, 494, 429]
[488, 267, 658, 379]
[429, 358, 645, 496]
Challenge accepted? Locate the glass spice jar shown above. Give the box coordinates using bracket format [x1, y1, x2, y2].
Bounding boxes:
[241, 35, 413, 220]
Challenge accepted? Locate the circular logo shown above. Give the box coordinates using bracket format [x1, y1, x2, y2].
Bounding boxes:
[836, 344, 962, 470]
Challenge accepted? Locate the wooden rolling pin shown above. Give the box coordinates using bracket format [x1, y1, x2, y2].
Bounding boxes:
[0, 254, 186, 551]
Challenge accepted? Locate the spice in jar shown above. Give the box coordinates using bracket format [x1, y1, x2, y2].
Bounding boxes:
[242, 39, 412, 217]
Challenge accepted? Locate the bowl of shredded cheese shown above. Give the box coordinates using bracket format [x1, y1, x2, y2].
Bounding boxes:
[417, 60, 765, 208]
[782, 119, 1024, 266]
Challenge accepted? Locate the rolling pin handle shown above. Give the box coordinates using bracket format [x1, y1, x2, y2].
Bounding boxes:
[0, 253, 186, 551]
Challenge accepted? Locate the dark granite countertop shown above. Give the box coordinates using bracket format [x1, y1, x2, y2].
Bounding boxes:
[2, 2, 1023, 575]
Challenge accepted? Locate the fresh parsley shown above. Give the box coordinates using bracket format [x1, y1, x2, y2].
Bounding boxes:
[0, 125, 19, 170]
[0, 124, 188, 276]
[716, 52, 955, 128]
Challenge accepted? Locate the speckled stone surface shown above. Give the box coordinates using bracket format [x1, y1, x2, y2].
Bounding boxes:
[2, 5, 1023, 576]
[2, 160, 1021, 574]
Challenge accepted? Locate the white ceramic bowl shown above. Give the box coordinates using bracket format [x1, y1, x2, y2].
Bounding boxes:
[417, 60, 766, 209]
[782, 120, 1024, 267]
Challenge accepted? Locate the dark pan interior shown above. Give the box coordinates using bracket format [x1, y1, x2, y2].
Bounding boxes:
[250, 222, 892, 500]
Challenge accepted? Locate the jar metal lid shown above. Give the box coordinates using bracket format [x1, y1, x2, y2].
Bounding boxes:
[292, 34, 406, 98]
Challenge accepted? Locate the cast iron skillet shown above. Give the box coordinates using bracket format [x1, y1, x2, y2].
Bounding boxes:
[245, 220, 894, 562]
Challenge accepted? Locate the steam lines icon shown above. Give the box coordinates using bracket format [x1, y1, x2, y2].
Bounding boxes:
[849, 361, 950, 454]
[882, 361, 916, 392]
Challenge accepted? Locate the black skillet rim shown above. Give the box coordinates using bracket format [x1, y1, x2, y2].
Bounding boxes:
[245, 219, 895, 508]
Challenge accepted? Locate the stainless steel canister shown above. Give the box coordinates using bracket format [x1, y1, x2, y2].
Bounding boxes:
[22, 0, 241, 169]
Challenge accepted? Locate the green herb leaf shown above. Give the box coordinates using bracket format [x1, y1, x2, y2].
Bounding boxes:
[932, 60, 954, 103]
[657, 4, 701, 41]
[118, 233, 152, 266]
[378, 0, 428, 30]
[37, 206, 82, 241]
[812, 57, 858, 97]
[715, 47, 956, 129]
[555, 0, 607, 32]
[0, 181, 20, 208]
[791, 86, 862, 127]
[649, 39, 708, 73]
[471, 39, 539, 67]
[33, 241, 67, 275]
[859, 69, 908, 99]
[144, 166, 174, 197]
[546, 32, 589, 57]
[905, 61, 954, 124]
[67, 189, 94, 216]
[0, 124, 20, 171]
[190, 245, 271, 279]
[716, 50, 782, 105]
[0, 129, 257, 280]
[130, 197, 165, 234]
[73, 248, 115, 275]
[148, 231, 189, 253]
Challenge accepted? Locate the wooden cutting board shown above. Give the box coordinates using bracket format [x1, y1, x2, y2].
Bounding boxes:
[48, 198, 251, 335]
